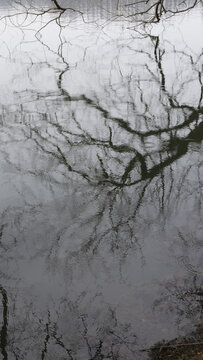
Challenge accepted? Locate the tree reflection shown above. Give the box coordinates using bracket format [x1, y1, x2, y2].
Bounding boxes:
[149, 275, 203, 359]
[0, 285, 8, 360]
[153, 275, 203, 323]
[0, 1, 202, 359]
[125, 0, 201, 23]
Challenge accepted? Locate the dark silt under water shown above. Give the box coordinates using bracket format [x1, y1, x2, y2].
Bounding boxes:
[0, 1, 202, 359]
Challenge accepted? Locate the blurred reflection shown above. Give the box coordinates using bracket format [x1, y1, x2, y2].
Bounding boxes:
[0, 1, 202, 359]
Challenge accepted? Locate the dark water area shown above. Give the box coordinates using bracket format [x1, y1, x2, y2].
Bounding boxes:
[0, 0, 202, 359]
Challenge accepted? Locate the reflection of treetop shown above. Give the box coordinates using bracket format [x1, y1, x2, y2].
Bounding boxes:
[1, 0, 202, 24]
[0, 0, 202, 190]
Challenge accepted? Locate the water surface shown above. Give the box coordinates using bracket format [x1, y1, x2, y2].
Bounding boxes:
[0, 1, 202, 359]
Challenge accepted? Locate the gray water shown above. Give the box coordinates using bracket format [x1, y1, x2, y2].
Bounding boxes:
[0, 1, 202, 359]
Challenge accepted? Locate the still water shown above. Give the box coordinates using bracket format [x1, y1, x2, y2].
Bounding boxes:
[0, 0, 202, 359]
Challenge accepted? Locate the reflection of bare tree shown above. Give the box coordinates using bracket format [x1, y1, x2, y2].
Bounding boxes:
[153, 275, 203, 322]
[0, 286, 138, 359]
[0, 285, 8, 360]
[125, 0, 202, 23]
[0, 1, 202, 359]
[0, 0, 202, 256]
[147, 275, 203, 359]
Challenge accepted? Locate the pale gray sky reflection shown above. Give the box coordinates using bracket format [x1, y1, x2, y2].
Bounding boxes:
[0, 1, 202, 359]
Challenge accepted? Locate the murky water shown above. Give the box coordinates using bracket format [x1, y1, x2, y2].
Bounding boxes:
[0, 1, 202, 359]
